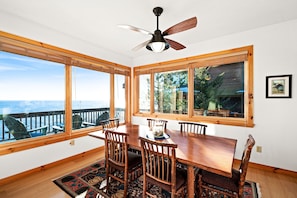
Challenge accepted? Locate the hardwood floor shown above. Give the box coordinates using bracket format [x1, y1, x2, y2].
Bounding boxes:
[0, 149, 297, 198]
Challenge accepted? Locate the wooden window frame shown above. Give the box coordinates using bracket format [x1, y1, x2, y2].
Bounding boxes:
[0, 31, 131, 155]
[133, 46, 254, 127]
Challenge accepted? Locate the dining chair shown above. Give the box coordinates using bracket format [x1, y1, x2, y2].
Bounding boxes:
[178, 121, 207, 135]
[104, 130, 142, 197]
[139, 136, 187, 198]
[147, 118, 168, 130]
[198, 134, 255, 198]
[100, 118, 119, 132]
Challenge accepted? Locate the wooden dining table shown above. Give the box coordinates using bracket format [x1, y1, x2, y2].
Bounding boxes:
[89, 123, 237, 197]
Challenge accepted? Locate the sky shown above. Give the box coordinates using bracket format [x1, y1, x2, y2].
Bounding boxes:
[0, 51, 116, 102]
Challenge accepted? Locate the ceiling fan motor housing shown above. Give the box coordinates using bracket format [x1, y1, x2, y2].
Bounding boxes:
[146, 30, 170, 51]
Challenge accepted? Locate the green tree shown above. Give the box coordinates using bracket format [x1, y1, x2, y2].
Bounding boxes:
[194, 67, 224, 110]
[154, 71, 187, 113]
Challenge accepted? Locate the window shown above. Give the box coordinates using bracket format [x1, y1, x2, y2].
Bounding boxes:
[194, 62, 244, 118]
[134, 46, 254, 127]
[72, 66, 110, 130]
[139, 74, 150, 112]
[0, 51, 65, 142]
[0, 31, 131, 154]
[114, 74, 126, 122]
[154, 70, 188, 114]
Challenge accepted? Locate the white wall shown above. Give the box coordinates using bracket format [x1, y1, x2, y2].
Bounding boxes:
[0, 136, 104, 179]
[0, 17, 297, 179]
[132, 19, 297, 172]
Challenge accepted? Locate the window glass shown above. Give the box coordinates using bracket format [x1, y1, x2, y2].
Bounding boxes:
[139, 74, 150, 112]
[0, 51, 65, 142]
[154, 70, 188, 114]
[194, 62, 244, 117]
[72, 66, 110, 130]
[114, 74, 125, 122]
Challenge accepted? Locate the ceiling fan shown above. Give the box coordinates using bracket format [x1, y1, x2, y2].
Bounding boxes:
[118, 7, 197, 53]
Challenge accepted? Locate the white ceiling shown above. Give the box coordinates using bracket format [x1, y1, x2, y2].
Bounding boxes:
[1, 0, 297, 59]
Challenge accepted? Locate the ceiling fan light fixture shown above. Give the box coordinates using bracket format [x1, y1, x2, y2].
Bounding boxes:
[146, 30, 170, 53]
[150, 42, 166, 52]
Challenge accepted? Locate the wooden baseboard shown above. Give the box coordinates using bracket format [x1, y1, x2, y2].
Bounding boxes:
[234, 159, 297, 178]
[0, 147, 104, 186]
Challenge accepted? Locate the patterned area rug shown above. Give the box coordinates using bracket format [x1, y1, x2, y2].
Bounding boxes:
[53, 159, 261, 198]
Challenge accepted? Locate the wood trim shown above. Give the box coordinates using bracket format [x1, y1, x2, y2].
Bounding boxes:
[132, 70, 139, 116]
[134, 46, 251, 74]
[246, 48, 254, 127]
[0, 128, 100, 155]
[234, 159, 297, 178]
[110, 74, 115, 118]
[65, 64, 72, 135]
[0, 147, 104, 186]
[188, 67, 194, 117]
[150, 73, 155, 114]
[125, 76, 131, 123]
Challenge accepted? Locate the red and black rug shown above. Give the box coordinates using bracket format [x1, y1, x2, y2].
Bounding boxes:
[53, 159, 261, 198]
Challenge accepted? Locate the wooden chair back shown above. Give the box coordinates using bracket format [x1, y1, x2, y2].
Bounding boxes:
[101, 118, 119, 131]
[104, 130, 129, 195]
[140, 137, 186, 197]
[179, 121, 207, 135]
[238, 134, 255, 195]
[147, 118, 168, 131]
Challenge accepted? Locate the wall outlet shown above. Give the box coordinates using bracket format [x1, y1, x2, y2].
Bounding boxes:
[70, 139, 75, 146]
[256, 146, 262, 153]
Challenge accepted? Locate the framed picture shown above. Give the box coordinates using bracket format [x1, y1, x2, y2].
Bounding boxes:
[266, 74, 292, 98]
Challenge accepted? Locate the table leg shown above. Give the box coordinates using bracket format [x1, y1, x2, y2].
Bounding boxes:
[187, 165, 195, 197]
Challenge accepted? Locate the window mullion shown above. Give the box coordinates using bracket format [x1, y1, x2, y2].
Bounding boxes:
[188, 67, 194, 117]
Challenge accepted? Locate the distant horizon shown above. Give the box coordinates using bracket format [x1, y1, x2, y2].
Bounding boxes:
[0, 100, 111, 114]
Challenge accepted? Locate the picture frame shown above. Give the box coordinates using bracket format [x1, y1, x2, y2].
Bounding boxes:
[266, 74, 292, 98]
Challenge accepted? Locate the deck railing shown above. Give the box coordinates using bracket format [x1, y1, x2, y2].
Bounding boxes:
[0, 107, 125, 142]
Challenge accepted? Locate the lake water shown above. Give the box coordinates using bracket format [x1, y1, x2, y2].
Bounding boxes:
[0, 100, 109, 114]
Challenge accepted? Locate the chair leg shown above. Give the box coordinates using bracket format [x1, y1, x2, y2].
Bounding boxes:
[105, 167, 110, 193]
[198, 174, 203, 198]
[123, 172, 128, 197]
[142, 178, 147, 198]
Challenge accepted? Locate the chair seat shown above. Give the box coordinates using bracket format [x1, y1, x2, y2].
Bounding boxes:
[200, 169, 240, 193]
[127, 151, 142, 170]
[175, 168, 187, 190]
[147, 166, 187, 193]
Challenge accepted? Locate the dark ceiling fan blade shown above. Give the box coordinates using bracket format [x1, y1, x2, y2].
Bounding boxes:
[117, 24, 153, 35]
[165, 38, 186, 50]
[132, 40, 151, 51]
[162, 17, 197, 36]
